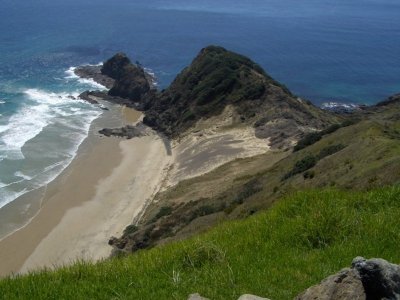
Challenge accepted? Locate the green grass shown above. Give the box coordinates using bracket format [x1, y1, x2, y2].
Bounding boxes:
[1, 186, 400, 299]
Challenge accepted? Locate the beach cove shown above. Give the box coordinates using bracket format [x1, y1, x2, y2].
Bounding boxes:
[0, 106, 171, 276]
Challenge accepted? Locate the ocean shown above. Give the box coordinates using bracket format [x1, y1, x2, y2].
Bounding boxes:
[0, 0, 399, 229]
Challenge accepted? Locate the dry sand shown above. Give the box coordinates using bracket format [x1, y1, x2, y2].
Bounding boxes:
[0, 106, 171, 276]
[165, 105, 270, 187]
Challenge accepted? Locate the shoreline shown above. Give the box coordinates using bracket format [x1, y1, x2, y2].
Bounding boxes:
[0, 103, 171, 276]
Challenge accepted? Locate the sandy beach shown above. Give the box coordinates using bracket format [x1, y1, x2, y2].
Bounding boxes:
[0, 105, 171, 276]
[0, 101, 269, 277]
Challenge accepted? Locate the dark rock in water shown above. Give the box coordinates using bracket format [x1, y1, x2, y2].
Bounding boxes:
[296, 257, 400, 300]
[99, 123, 150, 139]
[78, 90, 135, 107]
[78, 91, 99, 104]
[74, 65, 115, 89]
[102, 53, 151, 101]
[101, 53, 131, 80]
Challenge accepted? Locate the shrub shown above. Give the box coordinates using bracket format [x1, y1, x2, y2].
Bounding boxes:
[322, 123, 341, 135]
[283, 155, 317, 180]
[123, 225, 138, 236]
[155, 206, 173, 219]
[293, 132, 323, 152]
[294, 120, 356, 152]
[189, 205, 218, 222]
[317, 144, 346, 160]
[303, 170, 315, 179]
[233, 178, 263, 204]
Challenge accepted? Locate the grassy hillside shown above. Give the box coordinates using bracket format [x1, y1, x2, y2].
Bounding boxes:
[2, 187, 400, 299]
[115, 106, 400, 252]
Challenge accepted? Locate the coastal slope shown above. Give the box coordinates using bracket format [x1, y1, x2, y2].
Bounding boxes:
[142, 46, 338, 146]
[112, 94, 400, 254]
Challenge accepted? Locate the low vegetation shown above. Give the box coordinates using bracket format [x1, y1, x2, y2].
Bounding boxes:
[293, 120, 356, 152]
[283, 144, 346, 180]
[2, 187, 400, 299]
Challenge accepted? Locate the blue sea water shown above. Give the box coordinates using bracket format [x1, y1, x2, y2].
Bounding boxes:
[0, 0, 399, 210]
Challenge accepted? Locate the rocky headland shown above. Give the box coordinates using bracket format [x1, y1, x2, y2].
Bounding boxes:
[72, 46, 400, 259]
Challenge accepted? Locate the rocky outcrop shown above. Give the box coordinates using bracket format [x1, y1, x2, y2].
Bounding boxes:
[352, 256, 400, 299]
[102, 53, 151, 101]
[99, 123, 150, 139]
[78, 90, 136, 107]
[296, 269, 365, 300]
[78, 91, 100, 104]
[101, 53, 131, 80]
[74, 65, 115, 89]
[296, 257, 400, 300]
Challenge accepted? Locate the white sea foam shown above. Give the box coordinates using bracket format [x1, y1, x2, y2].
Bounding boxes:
[0, 58, 109, 216]
[65, 63, 107, 90]
[0, 125, 9, 133]
[0, 179, 24, 189]
[0, 62, 107, 212]
[25, 88, 80, 105]
[144, 67, 158, 87]
[0, 88, 69, 159]
[1, 106, 100, 209]
[42, 161, 65, 173]
[1, 105, 48, 160]
[65, 66, 79, 80]
[14, 171, 33, 181]
[77, 77, 107, 90]
[321, 101, 360, 112]
[0, 188, 28, 209]
[0, 89, 101, 209]
[0, 88, 98, 159]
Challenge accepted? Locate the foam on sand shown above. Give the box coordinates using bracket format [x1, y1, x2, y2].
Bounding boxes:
[0, 88, 102, 210]
[65, 64, 107, 90]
